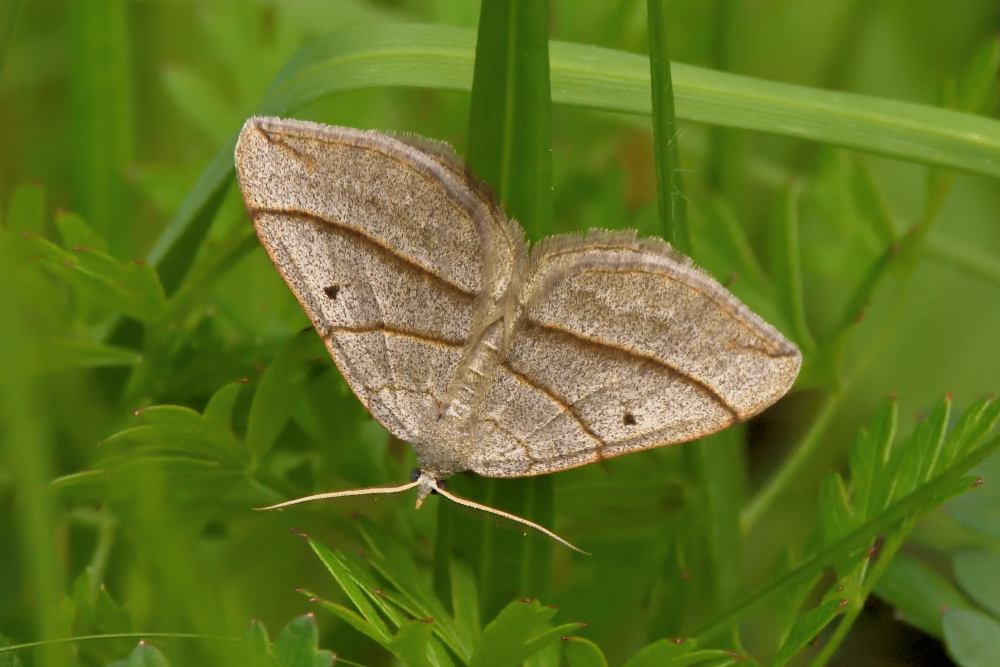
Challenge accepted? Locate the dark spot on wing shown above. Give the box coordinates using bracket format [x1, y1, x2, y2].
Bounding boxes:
[323, 285, 340, 300]
[622, 411, 637, 426]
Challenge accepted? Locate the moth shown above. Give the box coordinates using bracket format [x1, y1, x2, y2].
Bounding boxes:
[235, 117, 801, 551]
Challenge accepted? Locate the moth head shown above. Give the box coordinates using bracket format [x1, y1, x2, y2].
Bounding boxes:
[255, 471, 588, 554]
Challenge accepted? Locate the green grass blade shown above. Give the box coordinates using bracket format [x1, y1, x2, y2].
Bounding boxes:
[646, 0, 689, 251]
[451, 0, 555, 619]
[466, 0, 553, 240]
[68, 0, 133, 257]
[146, 23, 1000, 306]
[264, 24, 1000, 176]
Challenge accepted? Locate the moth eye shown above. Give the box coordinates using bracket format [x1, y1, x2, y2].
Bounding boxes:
[323, 285, 340, 300]
[409, 468, 421, 482]
[622, 411, 637, 426]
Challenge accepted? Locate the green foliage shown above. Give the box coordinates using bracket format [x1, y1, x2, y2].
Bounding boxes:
[2, 1, 1000, 666]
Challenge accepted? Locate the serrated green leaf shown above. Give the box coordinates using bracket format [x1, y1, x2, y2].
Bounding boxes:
[849, 398, 897, 521]
[562, 637, 607, 667]
[696, 405, 1000, 644]
[468, 599, 559, 667]
[358, 522, 466, 656]
[953, 550, 1000, 619]
[846, 429, 876, 522]
[307, 540, 390, 640]
[28, 235, 166, 321]
[623, 638, 695, 667]
[273, 614, 322, 667]
[54, 209, 107, 253]
[772, 597, 844, 666]
[944, 609, 1000, 667]
[4, 183, 45, 234]
[203, 381, 244, 436]
[125, 642, 170, 667]
[917, 396, 953, 483]
[817, 473, 854, 548]
[308, 597, 387, 646]
[244, 619, 279, 667]
[245, 330, 323, 460]
[768, 183, 814, 351]
[940, 397, 1000, 470]
[100, 405, 237, 462]
[387, 620, 433, 667]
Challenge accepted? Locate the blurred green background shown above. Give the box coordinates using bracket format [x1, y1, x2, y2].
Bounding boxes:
[1, 1, 999, 666]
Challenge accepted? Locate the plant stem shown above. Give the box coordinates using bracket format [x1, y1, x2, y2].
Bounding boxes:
[646, 0, 690, 252]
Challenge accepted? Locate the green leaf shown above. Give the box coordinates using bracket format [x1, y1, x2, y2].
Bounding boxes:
[54, 209, 107, 253]
[100, 405, 238, 463]
[450, 559, 481, 648]
[916, 396, 953, 484]
[4, 183, 45, 234]
[27, 234, 166, 322]
[696, 401, 1000, 643]
[466, 0, 552, 239]
[875, 553, 971, 637]
[768, 183, 814, 351]
[46, 338, 143, 370]
[68, 0, 133, 256]
[623, 638, 694, 667]
[273, 614, 332, 667]
[358, 522, 467, 656]
[307, 540, 391, 640]
[308, 597, 387, 647]
[562, 637, 608, 667]
[245, 330, 324, 460]
[816, 473, 853, 548]
[203, 381, 245, 436]
[244, 619, 279, 667]
[146, 22, 1000, 308]
[849, 397, 897, 521]
[468, 599, 562, 667]
[387, 620, 434, 667]
[125, 642, 170, 667]
[646, 0, 689, 250]
[263, 25, 1000, 175]
[943, 609, 1000, 667]
[953, 550, 1000, 619]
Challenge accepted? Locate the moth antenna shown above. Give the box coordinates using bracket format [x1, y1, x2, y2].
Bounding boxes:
[431, 481, 589, 555]
[255, 480, 421, 511]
